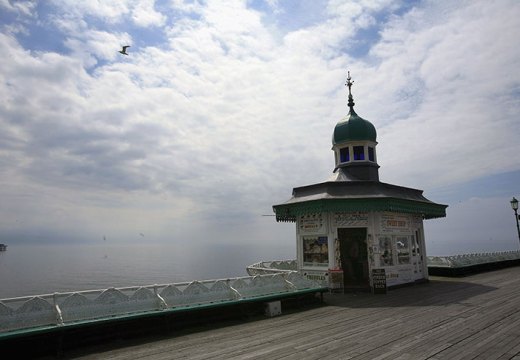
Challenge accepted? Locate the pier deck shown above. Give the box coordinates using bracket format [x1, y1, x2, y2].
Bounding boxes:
[72, 266, 520, 360]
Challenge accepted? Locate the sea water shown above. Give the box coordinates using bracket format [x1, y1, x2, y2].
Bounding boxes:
[0, 242, 295, 299]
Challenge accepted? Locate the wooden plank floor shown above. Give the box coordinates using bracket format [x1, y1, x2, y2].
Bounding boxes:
[70, 267, 520, 360]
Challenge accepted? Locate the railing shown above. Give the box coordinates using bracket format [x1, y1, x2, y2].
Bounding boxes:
[9, 251, 517, 335]
[427, 250, 520, 268]
[0, 272, 323, 335]
[246, 259, 297, 275]
[247, 251, 520, 273]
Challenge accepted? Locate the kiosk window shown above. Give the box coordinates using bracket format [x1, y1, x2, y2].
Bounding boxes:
[379, 236, 393, 266]
[396, 236, 410, 264]
[415, 230, 421, 255]
[303, 236, 328, 266]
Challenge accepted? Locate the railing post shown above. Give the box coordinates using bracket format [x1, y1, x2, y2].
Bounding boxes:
[154, 285, 168, 310]
[53, 293, 64, 326]
[227, 279, 241, 300]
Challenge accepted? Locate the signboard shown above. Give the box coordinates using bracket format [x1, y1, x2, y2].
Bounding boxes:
[380, 213, 410, 233]
[372, 268, 387, 294]
[333, 212, 368, 227]
[299, 214, 326, 234]
[302, 271, 328, 286]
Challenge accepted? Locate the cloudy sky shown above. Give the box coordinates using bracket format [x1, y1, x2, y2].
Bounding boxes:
[0, 0, 519, 255]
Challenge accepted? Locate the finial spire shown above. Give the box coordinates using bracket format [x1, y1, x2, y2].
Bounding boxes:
[345, 71, 355, 111]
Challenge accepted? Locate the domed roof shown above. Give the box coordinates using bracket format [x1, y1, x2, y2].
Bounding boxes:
[333, 72, 377, 145]
[333, 109, 377, 145]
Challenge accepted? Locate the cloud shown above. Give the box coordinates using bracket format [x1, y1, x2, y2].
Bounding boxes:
[49, 0, 132, 24]
[337, 0, 520, 190]
[0, 0, 36, 17]
[0, 0, 519, 250]
[63, 29, 133, 64]
[131, 0, 166, 27]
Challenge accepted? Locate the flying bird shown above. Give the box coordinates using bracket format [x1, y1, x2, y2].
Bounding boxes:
[119, 45, 130, 55]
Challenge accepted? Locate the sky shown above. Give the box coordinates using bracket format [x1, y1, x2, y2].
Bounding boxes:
[0, 0, 519, 256]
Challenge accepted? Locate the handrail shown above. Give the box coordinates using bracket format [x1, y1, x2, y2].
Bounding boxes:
[427, 250, 520, 268]
[0, 271, 324, 335]
[246, 259, 297, 275]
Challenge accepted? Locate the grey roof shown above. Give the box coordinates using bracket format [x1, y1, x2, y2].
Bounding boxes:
[279, 180, 435, 206]
[272, 167, 447, 221]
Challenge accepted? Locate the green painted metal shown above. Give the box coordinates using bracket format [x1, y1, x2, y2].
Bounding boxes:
[333, 110, 377, 144]
[273, 197, 447, 222]
[0, 287, 327, 341]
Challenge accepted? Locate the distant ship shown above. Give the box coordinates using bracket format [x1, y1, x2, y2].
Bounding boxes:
[0, 244, 7, 251]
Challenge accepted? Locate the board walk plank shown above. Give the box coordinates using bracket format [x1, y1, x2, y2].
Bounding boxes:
[73, 266, 520, 360]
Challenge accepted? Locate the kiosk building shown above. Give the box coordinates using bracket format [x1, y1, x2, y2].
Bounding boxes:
[273, 73, 447, 290]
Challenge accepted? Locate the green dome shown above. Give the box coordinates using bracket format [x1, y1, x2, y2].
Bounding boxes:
[332, 110, 377, 145]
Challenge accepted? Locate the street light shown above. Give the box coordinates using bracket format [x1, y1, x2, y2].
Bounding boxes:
[511, 197, 520, 245]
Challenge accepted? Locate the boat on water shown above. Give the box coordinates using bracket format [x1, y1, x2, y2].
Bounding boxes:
[0, 244, 7, 251]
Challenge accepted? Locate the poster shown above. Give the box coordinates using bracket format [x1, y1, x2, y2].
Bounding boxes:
[303, 236, 329, 267]
[379, 236, 393, 266]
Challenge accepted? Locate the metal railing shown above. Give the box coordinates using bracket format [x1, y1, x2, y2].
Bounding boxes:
[246, 259, 297, 275]
[0, 271, 322, 334]
[247, 251, 520, 273]
[427, 250, 520, 268]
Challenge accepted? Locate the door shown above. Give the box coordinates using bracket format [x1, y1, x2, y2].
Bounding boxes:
[338, 228, 369, 289]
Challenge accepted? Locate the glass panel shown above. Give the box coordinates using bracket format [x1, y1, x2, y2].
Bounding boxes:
[379, 236, 393, 266]
[368, 147, 374, 161]
[415, 230, 421, 255]
[303, 236, 328, 266]
[340, 147, 349, 162]
[396, 236, 410, 264]
[353, 146, 364, 160]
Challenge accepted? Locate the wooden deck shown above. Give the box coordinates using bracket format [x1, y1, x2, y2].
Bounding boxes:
[71, 266, 520, 360]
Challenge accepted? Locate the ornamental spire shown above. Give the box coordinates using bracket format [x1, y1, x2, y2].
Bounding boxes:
[345, 71, 355, 112]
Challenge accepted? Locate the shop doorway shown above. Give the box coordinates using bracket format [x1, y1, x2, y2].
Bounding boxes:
[338, 228, 369, 290]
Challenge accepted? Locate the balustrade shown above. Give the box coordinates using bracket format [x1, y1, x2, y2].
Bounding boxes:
[426, 250, 520, 268]
[0, 271, 321, 334]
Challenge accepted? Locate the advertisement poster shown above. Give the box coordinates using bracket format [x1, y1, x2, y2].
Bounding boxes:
[303, 236, 329, 267]
[379, 236, 393, 266]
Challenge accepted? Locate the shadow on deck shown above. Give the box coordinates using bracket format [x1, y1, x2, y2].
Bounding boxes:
[324, 278, 497, 309]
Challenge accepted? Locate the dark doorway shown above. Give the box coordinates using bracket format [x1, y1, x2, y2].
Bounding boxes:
[338, 228, 369, 290]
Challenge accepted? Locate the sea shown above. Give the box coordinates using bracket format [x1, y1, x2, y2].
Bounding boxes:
[0, 243, 295, 299]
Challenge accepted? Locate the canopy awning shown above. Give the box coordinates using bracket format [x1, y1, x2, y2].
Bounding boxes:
[273, 197, 447, 222]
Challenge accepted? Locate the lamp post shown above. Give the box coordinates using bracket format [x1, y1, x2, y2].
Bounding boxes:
[511, 197, 520, 246]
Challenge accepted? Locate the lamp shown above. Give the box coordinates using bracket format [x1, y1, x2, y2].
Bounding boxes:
[511, 197, 520, 246]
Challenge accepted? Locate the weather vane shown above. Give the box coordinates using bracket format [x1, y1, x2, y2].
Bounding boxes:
[345, 71, 354, 95]
[345, 70, 355, 110]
